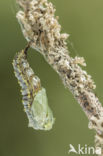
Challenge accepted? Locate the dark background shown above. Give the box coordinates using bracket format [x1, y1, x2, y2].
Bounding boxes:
[1, 0, 103, 156]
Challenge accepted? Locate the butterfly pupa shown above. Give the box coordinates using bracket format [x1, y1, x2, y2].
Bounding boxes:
[12, 44, 55, 130]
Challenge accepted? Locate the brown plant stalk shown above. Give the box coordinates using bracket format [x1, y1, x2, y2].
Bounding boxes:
[16, 0, 103, 155]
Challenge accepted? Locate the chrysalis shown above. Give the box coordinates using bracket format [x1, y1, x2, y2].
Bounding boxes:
[12, 44, 55, 130]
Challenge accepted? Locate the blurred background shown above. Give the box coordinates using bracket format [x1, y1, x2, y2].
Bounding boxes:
[1, 0, 103, 156]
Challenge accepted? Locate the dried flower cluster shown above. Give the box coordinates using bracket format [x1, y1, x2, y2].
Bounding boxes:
[16, 0, 103, 155]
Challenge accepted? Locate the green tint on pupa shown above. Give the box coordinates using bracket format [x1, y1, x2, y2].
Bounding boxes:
[28, 88, 55, 130]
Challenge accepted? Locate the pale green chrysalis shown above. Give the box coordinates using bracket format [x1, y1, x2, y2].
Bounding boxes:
[13, 46, 55, 131]
[28, 88, 55, 130]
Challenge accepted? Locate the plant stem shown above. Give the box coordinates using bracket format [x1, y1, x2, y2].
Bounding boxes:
[16, 0, 103, 154]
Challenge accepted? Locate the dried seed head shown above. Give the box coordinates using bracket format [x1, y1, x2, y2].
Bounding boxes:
[16, 0, 103, 153]
[16, 0, 69, 52]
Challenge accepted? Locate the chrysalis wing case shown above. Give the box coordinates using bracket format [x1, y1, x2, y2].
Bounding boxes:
[12, 44, 55, 130]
